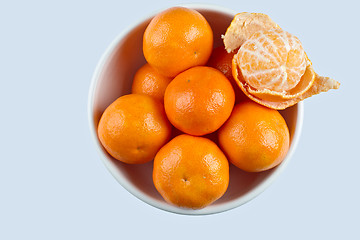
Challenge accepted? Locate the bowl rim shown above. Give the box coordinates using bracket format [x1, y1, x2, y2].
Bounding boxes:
[87, 3, 304, 215]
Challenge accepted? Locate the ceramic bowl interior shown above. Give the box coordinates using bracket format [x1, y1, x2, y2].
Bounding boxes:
[88, 4, 303, 215]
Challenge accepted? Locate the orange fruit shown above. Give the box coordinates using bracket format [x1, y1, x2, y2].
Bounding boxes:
[164, 66, 235, 136]
[131, 63, 172, 102]
[153, 134, 229, 209]
[207, 46, 247, 103]
[143, 7, 213, 77]
[238, 28, 306, 92]
[218, 101, 290, 172]
[231, 30, 339, 109]
[97, 94, 172, 164]
[225, 13, 340, 110]
[207, 46, 235, 80]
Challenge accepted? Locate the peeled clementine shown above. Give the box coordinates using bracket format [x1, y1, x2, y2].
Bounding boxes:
[97, 94, 171, 164]
[143, 7, 213, 77]
[224, 12, 340, 110]
[237, 28, 306, 92]
[218, 101, 290, 172]
[153, 134, 229, 209]
[164, 66, 235, 136]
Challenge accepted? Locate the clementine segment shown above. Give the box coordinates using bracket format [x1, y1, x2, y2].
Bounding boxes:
[143, 7, 213, 77]
[164, 66, 235, 136]
[153, 134, 229, 209]
[97, 94, 172, 164]
[218, 101, 290, 172]
[131, 63, 172, 102]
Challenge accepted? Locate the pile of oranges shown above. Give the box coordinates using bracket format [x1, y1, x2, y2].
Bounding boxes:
[97, 7, 291, 209]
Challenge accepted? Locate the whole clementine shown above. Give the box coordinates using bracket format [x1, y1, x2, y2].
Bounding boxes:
[164, 66, 235, 136]
[207, 46, 247, 103]
[218, 101, 290, 172]
[207, 46, 235, 80]
[143, 7, 213, 77]
[131, 63, 172, 102]
[97, 94, 172, 164]
[153, 134, 229, 209]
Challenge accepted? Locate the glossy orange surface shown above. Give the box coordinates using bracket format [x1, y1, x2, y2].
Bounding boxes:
[207, 46, 247, 103]
[143, 7, 213, 77]
[164, 66, 235, 136]
[218, 101, 290, 172]
[97, 94, 172, 164]
[131, 63, 172, 102]
[153, 134, 229, 209]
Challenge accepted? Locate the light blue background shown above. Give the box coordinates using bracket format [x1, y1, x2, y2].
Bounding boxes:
[1, 0, 359, 239]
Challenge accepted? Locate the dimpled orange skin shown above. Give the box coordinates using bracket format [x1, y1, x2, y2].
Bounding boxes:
[153, 134, 229, 209]
[143, 7, 213, 77]
[97, 94, 172, 164]
[131, 63, 172, 102]
[218, 101, 290, 172]
[207, 46, 248, 103]
[164, 66, 235, 136]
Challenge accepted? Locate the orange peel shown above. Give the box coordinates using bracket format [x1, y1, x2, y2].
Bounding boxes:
[223, 12, 280, 53]
[232, 57, 340, 109]
[225, 12, 340, 110]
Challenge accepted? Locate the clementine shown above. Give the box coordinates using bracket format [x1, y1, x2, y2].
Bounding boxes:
[237, 28, 306, 92]
[97, 94, 171, 164]
[131, 63, 172, 102]
[218, 101, 290, 172]
[226, 13, 340, 110]
[164, 66, 235, 136]
[153, 134, 229, 209]
[207, 46, 247, 103]
[143, 7, 213, 77]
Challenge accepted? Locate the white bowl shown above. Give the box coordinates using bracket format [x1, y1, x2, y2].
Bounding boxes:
[88, 4, 304, 215]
